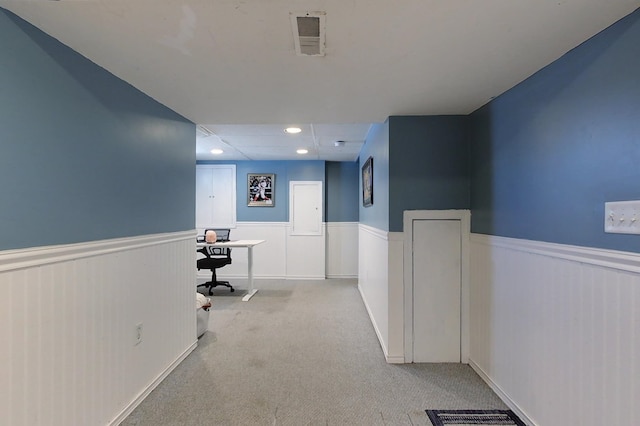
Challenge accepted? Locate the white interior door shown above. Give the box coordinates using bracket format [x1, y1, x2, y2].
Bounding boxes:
[412, 219, 461, 362]
[289, 181, 322, 235]
[287, 181, 325, 278]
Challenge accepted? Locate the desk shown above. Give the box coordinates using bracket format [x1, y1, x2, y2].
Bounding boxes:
[197, 240, 265, 301]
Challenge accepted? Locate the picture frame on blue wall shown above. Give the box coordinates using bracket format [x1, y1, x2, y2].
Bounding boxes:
[248, 173, 275, 206]
[362, 156, 373, 207]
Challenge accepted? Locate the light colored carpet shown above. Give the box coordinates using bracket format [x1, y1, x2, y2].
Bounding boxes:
[122, 279, 506, 426]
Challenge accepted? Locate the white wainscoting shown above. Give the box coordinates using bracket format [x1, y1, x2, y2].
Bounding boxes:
[387, 231, 405, 363]
[357, 224, 406, 363]
[286, 225, 326, 280]
[326, 222, 358, 279]
[0, 231, 197, 426]
[357, 225, 405, 363]
[469, 234, 640, 426]
[198, 222, 288, 280]
[358, 224, 389, 358]
[197, 222, 358, 281]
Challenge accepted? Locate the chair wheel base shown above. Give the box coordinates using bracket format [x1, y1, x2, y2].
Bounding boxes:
[198, 280, 234, 295]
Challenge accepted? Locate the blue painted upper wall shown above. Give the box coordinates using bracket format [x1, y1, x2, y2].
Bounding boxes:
[196, 160, 359, 223]
[358, 117, 470, 232]
[8, 1, 636, 254]
[470, 8, 640, 252]
[0, 9, 195, 250]
[388, 116, 469, 232]
[326, 161, 359, 222]
[359, 122, 390, 231]
[197, 160, 326, 222]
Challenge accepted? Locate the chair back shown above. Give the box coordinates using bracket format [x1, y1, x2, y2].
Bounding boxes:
[202, 228, 231, 258]
[204, 245, 231, 257]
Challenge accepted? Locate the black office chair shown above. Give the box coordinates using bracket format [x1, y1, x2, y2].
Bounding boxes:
[197, 228, 234, 295]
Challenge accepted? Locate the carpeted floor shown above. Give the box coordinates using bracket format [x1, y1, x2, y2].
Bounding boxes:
[122, 279, 508, 426]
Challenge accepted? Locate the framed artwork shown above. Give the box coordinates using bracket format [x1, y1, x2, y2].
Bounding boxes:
[362, 156, 373, 207]
[248, 173, 275, 206]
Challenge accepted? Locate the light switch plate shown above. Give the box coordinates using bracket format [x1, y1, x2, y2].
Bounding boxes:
[604, 200, 640, 234]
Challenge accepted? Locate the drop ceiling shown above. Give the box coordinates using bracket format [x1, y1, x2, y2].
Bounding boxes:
[2, 0, 639, 161]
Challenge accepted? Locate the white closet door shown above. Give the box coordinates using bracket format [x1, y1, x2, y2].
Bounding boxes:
[412, 219, 461, 362]
[287, 181, 325, 278]
[195, 165, 236, 229]
[289, 181, 322, 235]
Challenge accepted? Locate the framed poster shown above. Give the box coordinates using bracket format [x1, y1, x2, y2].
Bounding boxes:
[362, 156, 373, 207]
[248, 174, 275, 206]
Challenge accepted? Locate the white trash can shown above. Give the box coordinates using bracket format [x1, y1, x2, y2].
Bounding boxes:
[196, 293, 211, 338]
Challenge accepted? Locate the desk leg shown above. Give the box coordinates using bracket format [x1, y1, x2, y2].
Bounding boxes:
[242, 246, 258, 301]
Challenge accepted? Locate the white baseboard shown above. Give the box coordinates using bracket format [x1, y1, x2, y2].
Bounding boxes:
[109, 342, 198, 426]
[285, 275, 325, 280]
[469, 359, 535, 426]
[197, 272, 287, 281]
[385, 355, 405, 364]
[357, 283, 389, 361]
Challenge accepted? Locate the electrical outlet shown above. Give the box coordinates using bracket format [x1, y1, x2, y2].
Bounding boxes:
[605, 201, 640, 234]
[135, 322, 143, 345]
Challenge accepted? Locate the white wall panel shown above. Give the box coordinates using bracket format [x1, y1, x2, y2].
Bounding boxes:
[326, 222, 358, 278]
[286, 231, 326, 279]
[358, 225, 390, 358]
[197, 222, 288, 280]
[386, 232, 405, 363]
[197, 222, 358, 281]
[0, 231, 197, 426]
[469, 234, 640, 426]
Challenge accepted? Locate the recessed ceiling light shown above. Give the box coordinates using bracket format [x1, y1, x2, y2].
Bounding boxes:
[296, 149, 308, 154]
[285, 127, 302, 134]
[210, 149, 223, 155]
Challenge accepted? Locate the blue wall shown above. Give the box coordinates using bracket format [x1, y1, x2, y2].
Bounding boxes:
[9, 1, 637, 254]
[0, 9, 195, 250]
[470, 8, 640, 252]
[196, 160, 359, 223]
[389, 116, 470, 231]
[197, 160, 326, 222]
[326, 161, 360, 222]
[358, 117, 470, 232]
[359, 121, 390, 231]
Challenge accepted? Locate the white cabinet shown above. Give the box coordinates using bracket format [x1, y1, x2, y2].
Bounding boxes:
[195, 165, 236, 229]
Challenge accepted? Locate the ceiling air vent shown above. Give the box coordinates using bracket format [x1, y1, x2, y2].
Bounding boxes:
[290, 12, 326, 56]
